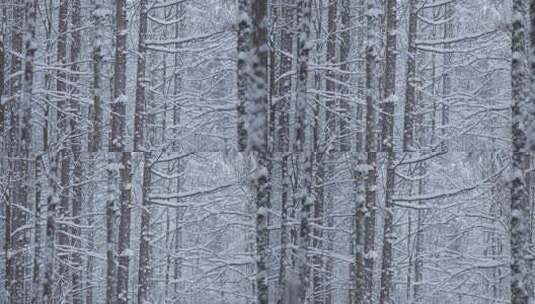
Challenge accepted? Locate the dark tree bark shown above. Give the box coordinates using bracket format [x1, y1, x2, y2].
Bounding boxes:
[134, 0, 148, 151]
[138, 153, 153, 304]
[237, 0, 251, 151]
[7, 3, 27, 303]
[325, 0, 338, 151]
[117, 152, 132, 304]
[56, 0, 70, 296]
[363, 1, 379, 303]
[379, 0, 397, 303]
[403, 0, 417, 151]
[43, 154, 59, 304]
[110, 0, 128, 151]
[106, 154, 118, 304]
[89, 0, 104, 152]
[511, 1, 532, 304]
[69, 1, 83, 302]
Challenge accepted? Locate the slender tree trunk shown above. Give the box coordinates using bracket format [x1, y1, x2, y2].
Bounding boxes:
[294, 0, 313, 303]
[278, 154, 290, 304]
[325, 0, 337, 150]
[24, 2, 38, 299]
[56, 0, 71, 296]
[403, 0, 417, 151]
[413, 172, 424, 304]
[0, 7, 4, 135]
[134, 0, 148, 151]
[68, 1, 83, 302]
[89, 0, 104, 152]
[246, 1, 270, 304]
[43, 153, 58, 304]
[42, 0, 52, 151]
[138, 153, 153, 304]
[110, 0, 128, 151]
[379, 0, 397, 303]
[363, 1, 379, 303]
[339, 0, 351, 151]
[277, 2, 292, 300]
[7, 3, 26, 302]
[85, 155, 96, 304]
[352, 153, 366, 304]
[237, 0, 251, 151]
[511, 1, 532, 304]
[106, 154, 118, 304]
[117, 152, 132, 304]
[31, 156, 42, 304]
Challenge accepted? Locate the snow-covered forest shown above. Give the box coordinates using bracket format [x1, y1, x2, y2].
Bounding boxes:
[0, 0, 533, 303]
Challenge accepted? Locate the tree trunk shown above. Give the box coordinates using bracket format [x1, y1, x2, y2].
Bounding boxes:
[55, 0, 71, 296]
[339, 0, 351, 151]
[68, 1, 83, 302]
[325, 0, 337, 150]
[25, 1, 38, 299]
[7, 3, 26, 302]
[117, 152, 132, 304]
[237, 0, 251, 151]
[294, 0, 313, 302]
[85, 154, 96, 304]
[511, 1, 532, 304]
[89, 0, 104, 152]
[43, 153, 58, 304]
[379, 0, 397, 303]
[403, 0, 417, 151]
[31, 156, 42, 304]
[110, 0, 128, 151]
[352, 153, 367, 304]
[134, 0, 148, 151]
[106, 154, 118, 304]
[138, 153, 153, 304]
[0, 6, 4, 134]
[363, 1, 379, 303]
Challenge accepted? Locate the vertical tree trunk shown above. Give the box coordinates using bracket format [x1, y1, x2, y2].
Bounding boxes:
[117, 152, 132, 304]
[43, 153, 58, 304]
[278, 153, 290, 304]
[56, 0, 71, 296]
[247, 1, 270, 304]
[352, 153, 367, 304]
[277, 0, 292, 153]
[68, 1, 82, 302]
[325, 0, 337, 150]
[379, 0, 397, 303]
[294, 0, 311, 153]
[134, 0, 148, 152]
[277, 2, 292, 300]
[4, 183, 11, 301]
[106, 154, 118, 304]
[413, 174, 424, 304]
[7, 3, 26, 302]
[110, 0, 128, 151]
[89, 0, 104, 152]
[138, 153, 153, 304]
[85, 155, 96, 304]
[363, 1, 379, 303]
[511, 1, 532, 304]
[24, 2, 38, 300]
[339, 0, 351, 151]
[42, 0, 53, 151]
[25, 0, 38, 303]
[0, 7, 4, 134]
[31, 157, 42, 304]
[237, 0, 251, 151]
[403, 0, 417, 151]
[294, 0, 313, 303]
